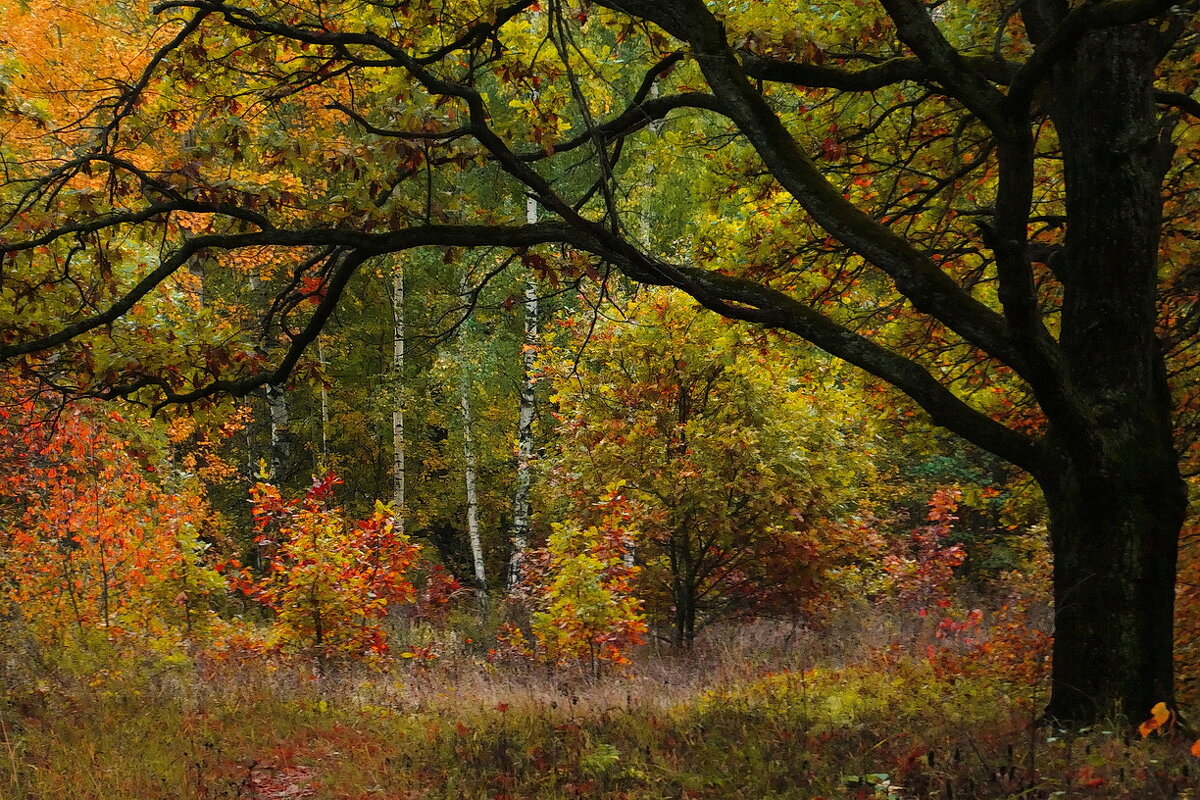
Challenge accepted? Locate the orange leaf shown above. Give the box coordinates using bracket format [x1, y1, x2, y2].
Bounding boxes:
[1139, 702, 1173, 737]
[1191, 739, 1200, 758]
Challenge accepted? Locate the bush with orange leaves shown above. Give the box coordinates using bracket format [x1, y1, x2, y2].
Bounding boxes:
[0, 400, 227, 648]
[228, 473, 420, 668]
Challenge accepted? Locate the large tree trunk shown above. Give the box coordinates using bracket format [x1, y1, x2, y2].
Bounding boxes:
[1039, 457, 1184, 721]
[1041, 23, 1187, 722]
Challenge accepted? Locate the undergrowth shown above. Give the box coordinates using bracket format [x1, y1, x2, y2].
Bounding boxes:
[0, 623, 1196, 800]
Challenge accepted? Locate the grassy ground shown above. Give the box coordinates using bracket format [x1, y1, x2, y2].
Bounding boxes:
[1, 623, 1196, 799]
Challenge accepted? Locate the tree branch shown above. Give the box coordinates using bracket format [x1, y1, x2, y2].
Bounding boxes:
[0, 221, 591, 362]
[1157, 89, 1200, 119]
[739, 51, 1018, 91]
[663, 262, 1044, 473]
[516, 92, 725, 161]
[604, 0, 1032, 377]
[877, 0, 1012, 133]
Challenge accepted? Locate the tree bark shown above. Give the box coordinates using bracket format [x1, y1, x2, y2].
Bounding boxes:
[509, 196, 539, 590]
[458, 289, 488, 611]
[266, 384, 290, 483]
[392, 265, 406, 533]
[460, 384, 488, 612]
[1038, 23, 1186, 722]
[1039, 457, 1184, 721]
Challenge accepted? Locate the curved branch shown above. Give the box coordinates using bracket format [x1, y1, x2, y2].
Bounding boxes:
[619, 2, 1032, 375]
[567, 237, 1044, 472]
[877, 0, 1011, 133]
[147, 250, 369, 412]
[1157, 89, 1200, 119]
[97, 9, 211, 147]
[414, 0, 536, 65]
[739, 51, 1018, 91]
[0, 221, 589, 362]
[1, 197, 272, 255]
[326, 101, 473, 141]
[516, 92, 724, 160]
[1, 236, 213, 360]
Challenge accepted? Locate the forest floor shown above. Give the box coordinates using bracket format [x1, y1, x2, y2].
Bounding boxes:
[1, 620, 1197, 800]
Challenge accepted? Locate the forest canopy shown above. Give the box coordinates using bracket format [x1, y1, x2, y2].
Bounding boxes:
[1, 0, 1200, 743]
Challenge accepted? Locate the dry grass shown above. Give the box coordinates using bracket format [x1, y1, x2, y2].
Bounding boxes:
[0, 618, 1196, 799]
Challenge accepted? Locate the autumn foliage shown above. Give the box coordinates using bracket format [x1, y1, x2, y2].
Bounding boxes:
[541, 290, 874, 644]
[230, 472, 421, 665]
[2, 3, 1200, 794]
[516, 486, 647, 671]
[0, 398, 225, 648]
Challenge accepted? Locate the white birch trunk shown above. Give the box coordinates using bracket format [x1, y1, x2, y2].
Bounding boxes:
[460, 372, 488, 611]
[392, 266, 406, 533]
[458, 274, 488, 611]
[509, 196, 540, 589]
[266, 384, 290, 482]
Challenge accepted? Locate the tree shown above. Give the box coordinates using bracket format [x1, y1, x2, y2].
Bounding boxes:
[518, 486, 647, 673]
[2, 0, 1198, 721]
[542, 289, 872, 645]
[237, 472, 421, 666]
[0, 391, 228, 646]
[508, 198, 541, 590]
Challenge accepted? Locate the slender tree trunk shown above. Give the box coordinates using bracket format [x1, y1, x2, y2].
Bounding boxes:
[509, 197, 540, 589]
[1040, 24, 1186, 722]
[248, 272, 291, 483]
[266, 384, 290, 483]
[392, 265, 406, 533]
[684, 586, 696, 646]
[669, 530, 697, 648]
[97, 539, 110, 629]
[671, 574, 687, 648]
[317, 336, 330, 468]
[458, 294, 488, 611]
[460, 387, 487, 611]
[671, 577, 697, 648]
